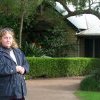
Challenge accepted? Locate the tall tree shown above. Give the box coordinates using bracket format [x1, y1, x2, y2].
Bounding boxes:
[17, 0, 44, 47]
[0, 0, 44, 47]
[52, 0, 100, 18]
[44, 0, 100, 18]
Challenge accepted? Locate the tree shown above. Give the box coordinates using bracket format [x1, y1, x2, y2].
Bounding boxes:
[17, 0, 44, 47]
[0, 0, 44, 47]
[43, 0, 100, 18]
[0, 0, 100, 48]
[53, 0, 100, 18]
[23, 0, 77, 57]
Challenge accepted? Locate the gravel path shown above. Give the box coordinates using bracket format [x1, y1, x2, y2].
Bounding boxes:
[26, 77, 82, 100]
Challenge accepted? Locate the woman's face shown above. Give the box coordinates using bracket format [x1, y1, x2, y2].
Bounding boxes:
[1, 32, 13, 48]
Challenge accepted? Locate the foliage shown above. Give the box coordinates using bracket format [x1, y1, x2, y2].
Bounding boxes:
[80, 66, 100, 91]
[0, 13, 19, 37]
[24, 5, 76, 57]
[22, 42, 44, 57]
[43, 27, 69, 57]
[0, 0, 44, 47]
[26, 57, 99, 79]
[0, 0, 43, 16]
[79, 57, 100, 91]
[67, 0, 88, 10]
[75, 91, 100, 100]
[80, 76, 100, 91]
[0, 0, 99, 57]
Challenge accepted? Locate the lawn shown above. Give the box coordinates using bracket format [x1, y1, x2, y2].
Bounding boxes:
[75, 91, 100, 100]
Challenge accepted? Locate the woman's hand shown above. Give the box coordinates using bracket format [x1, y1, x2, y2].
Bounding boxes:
[16, 66, 25, 74]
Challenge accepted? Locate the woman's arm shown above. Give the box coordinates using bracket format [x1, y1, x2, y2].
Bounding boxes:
[0, 58, 17, 76]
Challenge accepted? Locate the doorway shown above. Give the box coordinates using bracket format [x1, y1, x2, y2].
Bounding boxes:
[85, 38, 100, 58]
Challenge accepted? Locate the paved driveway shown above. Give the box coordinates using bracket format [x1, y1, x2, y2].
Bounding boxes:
[26, 77, 82, 100]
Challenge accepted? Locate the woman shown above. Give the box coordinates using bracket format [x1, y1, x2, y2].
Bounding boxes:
[0, 28, 29, 100]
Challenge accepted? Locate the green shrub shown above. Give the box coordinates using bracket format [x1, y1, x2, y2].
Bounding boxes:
[26, 57, 100, 79]
[91, 68, 100, 81]
[80, 66, 100, 91]
[80, 75, 100, 91]
[22, 42, 44, 57]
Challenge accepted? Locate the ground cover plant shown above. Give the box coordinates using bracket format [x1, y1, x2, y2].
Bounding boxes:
[75, 91, 100, 100]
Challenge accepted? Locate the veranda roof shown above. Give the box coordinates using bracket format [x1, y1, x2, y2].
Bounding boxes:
[67, 14, 100, 30]
[76, 26, 100, 36]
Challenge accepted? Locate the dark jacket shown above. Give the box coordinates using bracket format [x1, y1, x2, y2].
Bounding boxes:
[0, 46, 29, 98]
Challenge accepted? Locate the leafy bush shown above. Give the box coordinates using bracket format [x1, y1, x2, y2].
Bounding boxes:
[80, 67, 100, 91]
[91, 68, 100, 81]
[22, 42, 44, 57]
[80, 75, 100, 91]
[26, 57, 100, 79]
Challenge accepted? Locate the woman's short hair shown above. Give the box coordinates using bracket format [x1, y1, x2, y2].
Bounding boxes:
[0, 28, 18, 48]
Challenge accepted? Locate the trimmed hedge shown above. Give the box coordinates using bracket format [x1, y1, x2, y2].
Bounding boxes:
[26, 57, 100, 79]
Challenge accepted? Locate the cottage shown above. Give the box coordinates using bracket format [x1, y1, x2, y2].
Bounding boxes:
[76, 27, 100, 58]
[67, 14, 100, 58]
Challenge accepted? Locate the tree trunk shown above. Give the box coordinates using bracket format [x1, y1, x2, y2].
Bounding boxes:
[19, 12, 24, 48]
[19, 0, 25, 48]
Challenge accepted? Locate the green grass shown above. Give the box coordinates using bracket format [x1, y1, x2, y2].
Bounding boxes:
[75, 91, 100, 100]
